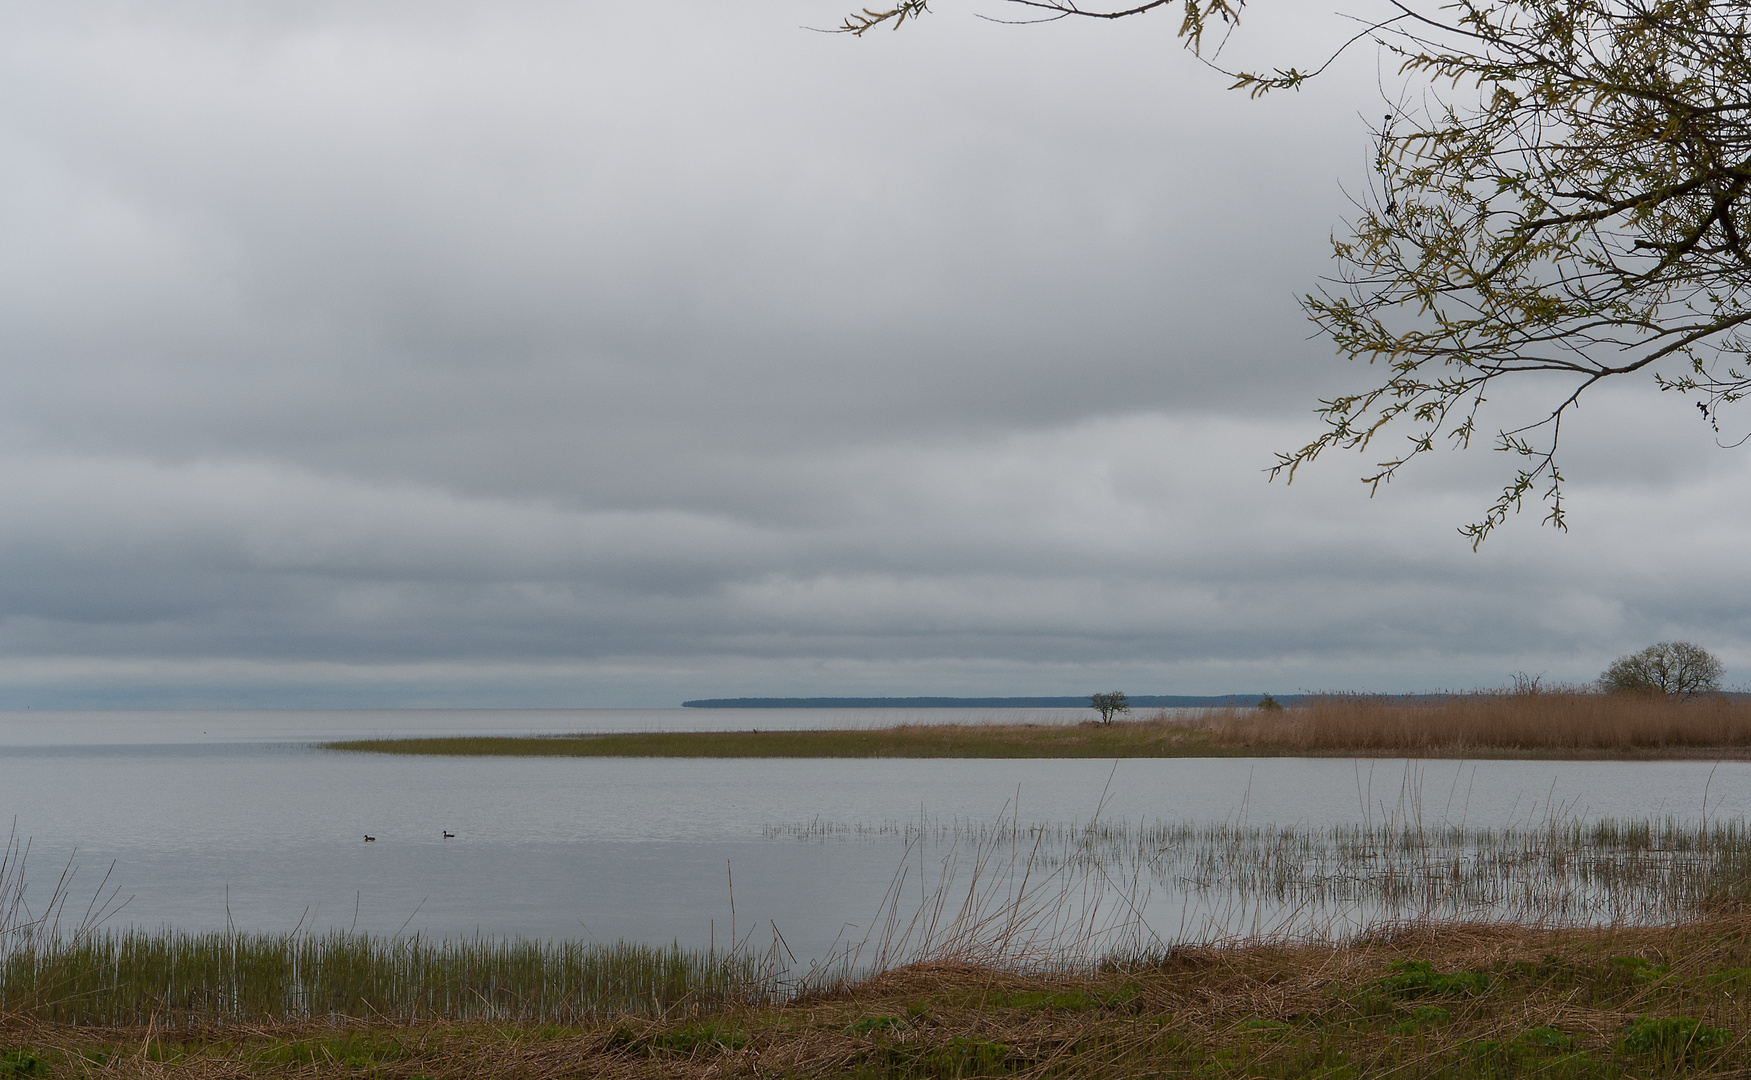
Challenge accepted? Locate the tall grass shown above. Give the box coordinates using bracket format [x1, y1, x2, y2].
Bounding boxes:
[1212, 691, 1751, 750]
[0, 930, 761, 1025]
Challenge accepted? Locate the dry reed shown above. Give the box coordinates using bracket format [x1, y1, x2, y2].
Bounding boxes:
[1213, 691, 1751, 751]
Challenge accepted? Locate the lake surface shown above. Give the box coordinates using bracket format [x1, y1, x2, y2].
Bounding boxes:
[2, 709, 1744, 959]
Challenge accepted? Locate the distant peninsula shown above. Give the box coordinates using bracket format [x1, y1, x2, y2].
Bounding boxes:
[328, 690, 1751, 760]
[679, 695, 1296, 708]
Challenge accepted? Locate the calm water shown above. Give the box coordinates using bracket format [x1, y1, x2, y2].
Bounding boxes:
[1, 710, 1744, 957]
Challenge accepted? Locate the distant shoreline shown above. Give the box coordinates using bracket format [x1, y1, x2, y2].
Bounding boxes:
[327, 693, 1751, 759]
[679, 695, 1297, 708]
[323, 716, 1751, 761]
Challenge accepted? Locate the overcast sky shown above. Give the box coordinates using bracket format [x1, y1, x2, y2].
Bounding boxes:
[0, 0, 1743, 708]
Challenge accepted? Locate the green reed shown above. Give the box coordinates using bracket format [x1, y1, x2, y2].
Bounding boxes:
[0, 928, 765, 1025]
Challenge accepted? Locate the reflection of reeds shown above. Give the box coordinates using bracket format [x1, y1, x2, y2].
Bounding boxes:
[1215, 691, 1751, 750]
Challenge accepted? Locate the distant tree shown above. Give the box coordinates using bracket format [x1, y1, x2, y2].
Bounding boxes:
[1599, 642, 1724, 698]
[1090, 691, 1130, 725]
[1257, 694, 1284, 711]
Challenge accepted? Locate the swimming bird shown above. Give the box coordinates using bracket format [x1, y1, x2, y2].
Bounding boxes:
[364, 835, 375, 842]
[442, 831, 455, 839]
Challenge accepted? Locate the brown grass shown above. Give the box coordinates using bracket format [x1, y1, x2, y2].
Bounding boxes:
[1214, 692, 1751, 753]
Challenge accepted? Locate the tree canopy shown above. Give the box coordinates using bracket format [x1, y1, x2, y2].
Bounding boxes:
[1599, 641, 1724, 697]
[1090, 690, 1131, 724]
[840, 0, 1751, 544]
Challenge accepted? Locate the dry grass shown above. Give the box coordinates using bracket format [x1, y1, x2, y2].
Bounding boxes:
[1214, 692, 1751, 753]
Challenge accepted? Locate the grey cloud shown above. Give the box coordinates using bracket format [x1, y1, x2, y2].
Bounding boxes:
[0, 1, 1742, 706]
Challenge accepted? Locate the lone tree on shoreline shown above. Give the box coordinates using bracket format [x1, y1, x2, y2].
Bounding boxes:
[1600, 642, 1724, 698]
[840, 1, 1751, 544]
[1090, 691, 1130, 725]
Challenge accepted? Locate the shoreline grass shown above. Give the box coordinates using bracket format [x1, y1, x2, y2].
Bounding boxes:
[0, 931, 759, 1026]
[323, 693, 1751, 759]
[10, 918, 1751, 1077]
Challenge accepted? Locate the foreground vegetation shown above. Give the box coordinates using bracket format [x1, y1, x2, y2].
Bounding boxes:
[0, 932, 757, 1026]
[9, 919, 1751, 1077]
[326, 693, 1751, 759]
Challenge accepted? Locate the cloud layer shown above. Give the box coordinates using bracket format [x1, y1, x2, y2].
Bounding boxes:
[0, 0, 1744, 706]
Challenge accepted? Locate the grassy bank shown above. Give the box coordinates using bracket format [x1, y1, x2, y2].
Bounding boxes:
[9, 919, 1751, 1077]
[325, 693, 1751, 758]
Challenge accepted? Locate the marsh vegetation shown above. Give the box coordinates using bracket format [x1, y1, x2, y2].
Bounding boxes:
[1216, 691, 1751, 753]
[327, 691, 1751, 759]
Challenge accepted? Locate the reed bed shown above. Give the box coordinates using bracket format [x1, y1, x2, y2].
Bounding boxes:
[1214, 691, 1751, 751]
[0, 930, 759, 1026]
